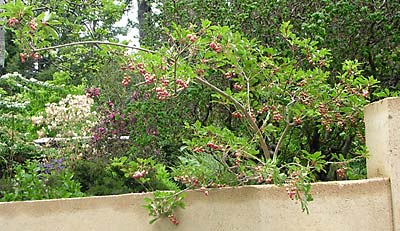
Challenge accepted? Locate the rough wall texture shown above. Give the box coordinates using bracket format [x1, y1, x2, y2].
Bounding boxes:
[0, 178, 392, 231]
[365, 97, 400, 231]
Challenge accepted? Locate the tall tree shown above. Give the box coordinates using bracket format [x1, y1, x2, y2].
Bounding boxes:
[139, 0, 400, 90]
[1, 0, 130, 82]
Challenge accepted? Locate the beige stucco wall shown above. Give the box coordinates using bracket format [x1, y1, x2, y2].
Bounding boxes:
[0, 178, 393, 231]
[365, 97, 400, 231]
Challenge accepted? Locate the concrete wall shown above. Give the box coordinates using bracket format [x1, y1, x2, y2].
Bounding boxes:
[0, 178, 393, 231]
[365, 97, 400, 231]
[0, 97, 399, 231]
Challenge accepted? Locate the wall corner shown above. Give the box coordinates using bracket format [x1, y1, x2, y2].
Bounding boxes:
[365, 97, 400, 231]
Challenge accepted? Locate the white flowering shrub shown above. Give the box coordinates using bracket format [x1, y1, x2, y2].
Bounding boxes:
[32, 94, 97, 138]
[0, 73, 35, 111]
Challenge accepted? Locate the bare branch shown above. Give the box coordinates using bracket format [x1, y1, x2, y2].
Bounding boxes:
[273, 122, 293, 162]
[32, 41, 156, 53]
[194, 76, 271, 161]
[273, 99, 296, 162]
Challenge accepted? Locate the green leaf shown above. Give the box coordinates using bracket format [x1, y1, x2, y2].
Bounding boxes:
[201, 19, 211, 28]
[149, 218, 159, 224]
[43, 26, 59, 39]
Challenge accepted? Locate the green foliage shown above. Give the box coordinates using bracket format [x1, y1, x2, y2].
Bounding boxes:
[88, 58, 210, 165]
[0, 72, 85, 115]
[0, 0, 59, 52]
[0, 71, 86, 177]
[119, 21, 375, 220]
[111, 156, 178, 192]
[0, 124, 38, 170]
[70, 159, 130, 196]
[128, 21, 376, 167]
[123, 89, 196, 165]
[183, 121, 260, 159]
[143, 190, 185, 225]
[0, 0, 393, 225]
[140, 0, 400, 89]
[173, 153, 238, 188]
[284, 159, 314, 213]
[0, 160, 84, 201]
[1, 0, 129, 84]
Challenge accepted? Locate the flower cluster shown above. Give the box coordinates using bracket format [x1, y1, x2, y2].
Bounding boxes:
[39, 158, 65, 174]
[7, 17, 19, 27]
[131, 170, 149, 179]
[186, 34, 197, 43]
[85, 87, 100, 98]
[209, 42, 222, 53]
[29, 19, 38, 31]
[155, 87, 169, 100]
[174, 175, 199, 187]
[233, 83, 243, 90]
[175, 79, 188, 89]
[32, 95, 97, 138]
[122, 74, 131, 87]
[0, 95, 30, 109]
[90, 99, 132, 143]
[1, 72, 56, 90]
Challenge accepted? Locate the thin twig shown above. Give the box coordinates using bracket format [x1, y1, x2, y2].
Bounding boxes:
[32, 41, 156, 53]
[273, 99, 296, 162]
[273, 122, 292, 162]
[326, 156, 366, 165]
[243, 71, 251, 112]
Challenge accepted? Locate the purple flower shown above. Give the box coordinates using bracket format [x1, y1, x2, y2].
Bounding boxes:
[92, 134, 101, 142]
[107, 101, 114, 108]
[131, 91, 139, 101]
[40, 158, 65, 174]
[85, 87, 100, 98]
[108, 111, 116, 120]
[98, 127, 106, 133]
